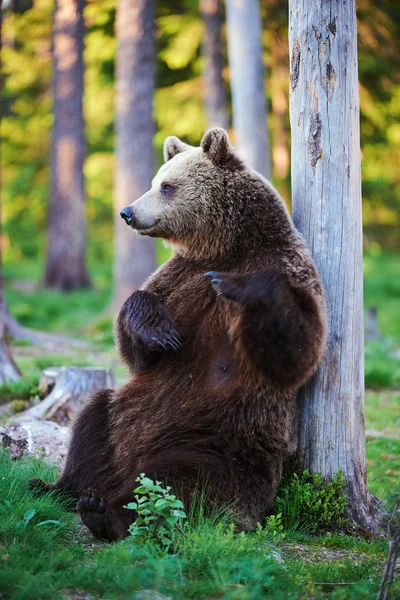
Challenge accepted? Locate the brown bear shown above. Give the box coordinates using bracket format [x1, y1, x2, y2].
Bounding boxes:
[31, 128, 327, 541]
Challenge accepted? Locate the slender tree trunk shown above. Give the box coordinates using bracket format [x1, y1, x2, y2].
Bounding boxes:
[200, 0, 228, 130]
[0, 1, 20, 383]
[0, 300, 21, 384]
[44, 0, 91, 291]
[225, 0, 271, 179]
[113, 0, 156, 310]
[0, 0, 88, 352]
[289, 0, 380, 531]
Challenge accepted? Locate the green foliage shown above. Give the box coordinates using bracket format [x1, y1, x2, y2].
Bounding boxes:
[4, 275, 111, 336]
[0, 374, 39, 403]
[365, 342, 400, 388]
[10, 399, 27, 413]
[126, 474, 187, 549]
[264, 513, 285, 538]
[33, 355, 82, 370]
[358, 2, 400, 244]
[270, 469, 348, 534]
[3, 0, 399, 267]
[364, 250, 400, 340]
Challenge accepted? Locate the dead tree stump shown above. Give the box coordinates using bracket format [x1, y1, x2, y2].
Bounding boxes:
[16, 367, 115, 424]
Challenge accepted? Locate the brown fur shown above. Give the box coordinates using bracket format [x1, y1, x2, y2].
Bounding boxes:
[31, 129, 327, 540]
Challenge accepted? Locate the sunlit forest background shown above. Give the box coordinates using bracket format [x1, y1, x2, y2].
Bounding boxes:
[3, 0, 399, 274]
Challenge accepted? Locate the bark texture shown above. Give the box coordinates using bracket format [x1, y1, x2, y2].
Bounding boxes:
[289, 0, 380, 530]
[200, 0, 228, 129]
[44, 0, 91, 291]
[0, 325, 21, 383]
[225, 0, 271, 178]
[113, 0, 156, 310]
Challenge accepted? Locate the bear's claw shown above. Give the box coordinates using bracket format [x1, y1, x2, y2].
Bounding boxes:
[205, 271, 247, 302]
[121, 290, 182, 353]
[142, 330, 182, 352]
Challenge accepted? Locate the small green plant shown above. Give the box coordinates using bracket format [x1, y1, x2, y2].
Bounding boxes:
[10, 399, 27, 413]
[126, 474, 187, 550]
[270, 469, 347, 534]
[264, 512, 285, 538]
[18, 508, 36, 528]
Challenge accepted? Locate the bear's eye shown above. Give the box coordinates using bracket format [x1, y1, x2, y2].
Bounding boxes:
[161, 182, 173, 194]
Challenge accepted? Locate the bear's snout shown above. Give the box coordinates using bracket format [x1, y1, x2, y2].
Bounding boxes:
[120, 206, 134, 226]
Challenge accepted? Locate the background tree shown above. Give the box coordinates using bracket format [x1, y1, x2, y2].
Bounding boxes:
[225, 0, 271, 178]
[200, 0, 228, 129]
[43, 0, 91, 291]
[289, 0, 380, 530]
[113, 0, 156, 309]
[0, 0, 20, 383]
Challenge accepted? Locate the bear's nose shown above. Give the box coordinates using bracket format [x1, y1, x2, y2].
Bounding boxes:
[120, 206, 134, 226]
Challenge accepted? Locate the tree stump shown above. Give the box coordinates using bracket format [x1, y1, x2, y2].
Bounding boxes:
[15, 367, 115, 425]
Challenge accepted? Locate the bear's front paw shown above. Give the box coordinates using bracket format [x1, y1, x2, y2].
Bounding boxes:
[135, 322, 182, 352]
[205, 269, 289, 307]
[205, 271, 250, 303]
[120, 290, 182, 352]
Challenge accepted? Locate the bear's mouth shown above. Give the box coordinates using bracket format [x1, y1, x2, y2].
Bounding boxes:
[134, 219, 161, 237]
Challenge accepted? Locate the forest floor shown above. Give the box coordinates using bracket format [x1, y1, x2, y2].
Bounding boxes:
[0, 250, 399, 599]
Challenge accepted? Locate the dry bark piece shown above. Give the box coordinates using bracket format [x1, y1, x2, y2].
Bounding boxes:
[0, 421, 71, 469]
[15, 367, 115, 424]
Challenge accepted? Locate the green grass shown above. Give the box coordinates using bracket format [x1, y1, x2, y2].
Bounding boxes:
[0, 451, 391, 600]
[3, 239, 172, 339]
[0, 375, 40, 404]
[364, 390, 400, 499]
[365, 341, 400, 389]
[364, 250, 400, 340]
[4, 285, 112, 337]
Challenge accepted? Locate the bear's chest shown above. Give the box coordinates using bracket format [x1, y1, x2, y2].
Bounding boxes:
[160, 276, 243, 393]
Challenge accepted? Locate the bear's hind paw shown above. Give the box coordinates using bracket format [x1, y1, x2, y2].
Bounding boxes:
[77, 489, 107, 514]
[77, 490, 113, 540]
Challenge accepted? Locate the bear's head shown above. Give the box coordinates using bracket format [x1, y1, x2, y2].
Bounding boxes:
[120, 128, 289, 261]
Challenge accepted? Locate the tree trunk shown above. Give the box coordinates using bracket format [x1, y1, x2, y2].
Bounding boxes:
[289, 0, 380, 531]
[200, 0, 228, 130]
[0, 330, 21, 384]
[0, 3, 21, 384]
[44, 0, 91, 291]
[113, 0, 156, 310]
[225, 0, 271, 179]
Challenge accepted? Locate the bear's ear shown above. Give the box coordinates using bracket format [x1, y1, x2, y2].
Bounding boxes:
[163, 136, 192, 162]
[201, 128, 243, 170]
